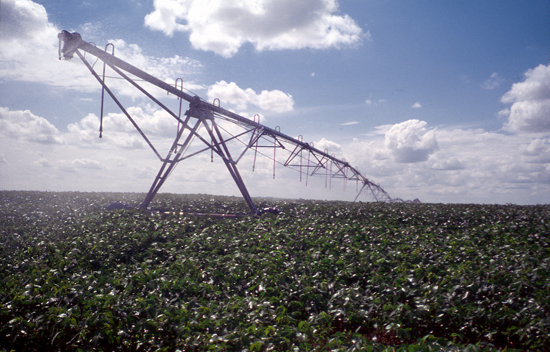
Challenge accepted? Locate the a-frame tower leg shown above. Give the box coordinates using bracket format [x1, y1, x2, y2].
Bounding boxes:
[139, 115, 200, 210]
[199, 115, 258, 214]
[139, 108, 258, 214]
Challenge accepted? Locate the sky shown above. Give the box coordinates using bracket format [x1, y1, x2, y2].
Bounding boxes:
[1, 0, 549, 205]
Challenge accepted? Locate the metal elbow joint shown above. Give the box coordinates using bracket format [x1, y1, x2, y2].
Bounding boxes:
[58, 31, 82, 60]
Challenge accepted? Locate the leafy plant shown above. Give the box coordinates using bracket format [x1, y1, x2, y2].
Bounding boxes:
[1, 191, 548, 351]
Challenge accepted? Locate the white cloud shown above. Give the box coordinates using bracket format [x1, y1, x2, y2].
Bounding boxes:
[0, 107, 63, 144]
[144, 0, 365, 57]
[340, 121, 358, 126]
[503, 100, 550, 133]
[342, 122, 549, 204]
[207, 81, 294, 113]
[366, 99, 386, 106]
[482, 72, 504, 90]
[411, 102, 422, 108]
[58, 158, 105, 173]
[0, 106, 177, 192]
[501, 64, 550, 133]
[143, 0, 191, 35]
[0, 0, 52, 40]
[64, 105, 183, 153]
[34, 157, 52, 168]
[314, 138, 342, 153]
[0, 0, 203, 98]
[502, 65, 550, 102]
[383, 119, 438, 163]
[0, 104, 177, 151]
[1, 105, 549, 204]
[429, 156, 464, 171]
[522, 138, 550, 163]
[0, 0, 85, 87]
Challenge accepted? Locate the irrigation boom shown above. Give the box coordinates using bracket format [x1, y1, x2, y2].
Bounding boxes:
[58, 30, 396, 214]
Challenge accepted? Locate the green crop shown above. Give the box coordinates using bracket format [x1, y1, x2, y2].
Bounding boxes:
[1, 191, 548, 351]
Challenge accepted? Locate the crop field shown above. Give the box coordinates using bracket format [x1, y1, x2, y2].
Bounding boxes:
[1, 191, 549, 351]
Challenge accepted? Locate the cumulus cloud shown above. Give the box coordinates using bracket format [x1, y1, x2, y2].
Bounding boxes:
[207, 81, 294, 113]
[0, 107, 63, 144]
[0, 103, 178, 153]
[341, 122, 549, 204]
[1, 104, 549, 204]
[0, 0, 202, 96]
[501, 64, 550, 133]
[0, 0, 53, 41]
[384, 120, 438, 163]
[411, 102, 422, 108]
[521, 138, 550, 163]
[0, 0, 77, 85]
[0, 105, 182, 192]
[105, 106, 176, 137]
[65, 105, 181, 152]
[314, 138, 342, 153]
[144, 0, 365, 57]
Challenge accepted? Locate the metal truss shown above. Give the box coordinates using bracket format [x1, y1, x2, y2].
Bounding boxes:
[58, 30, 395, 214]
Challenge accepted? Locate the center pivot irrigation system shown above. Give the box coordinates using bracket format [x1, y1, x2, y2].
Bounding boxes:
[58, 30, 400, 214]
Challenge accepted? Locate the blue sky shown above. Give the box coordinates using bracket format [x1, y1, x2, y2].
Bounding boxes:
[1, 0, 549, 204]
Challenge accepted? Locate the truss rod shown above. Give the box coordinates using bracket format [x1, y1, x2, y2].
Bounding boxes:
[140, 117, 202, 209]
[200, 117, 258, 214]
[104, 60, 214, 150]
[75, 50, 162, 161]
